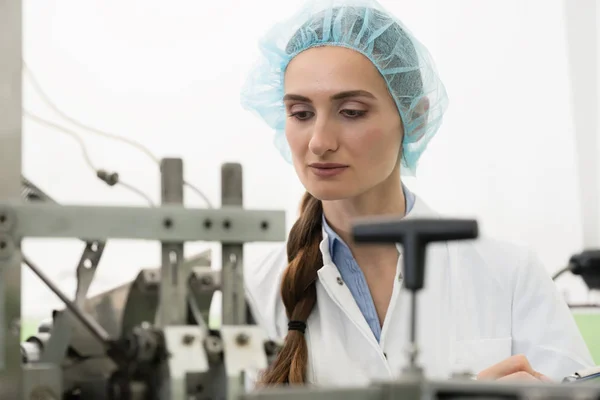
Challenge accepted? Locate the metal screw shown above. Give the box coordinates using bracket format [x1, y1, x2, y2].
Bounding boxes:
[200, 275, 213, 286]
[0, 207, 14, 232]
[182, 334, 195, 345]
[223, 219, 231, 229]
[163, 218, 173, 228]
[336, 277, 343, 285]
[205, 336, 222, 351]
[236, 333, 249, 346]
[260, 221, 269, 230]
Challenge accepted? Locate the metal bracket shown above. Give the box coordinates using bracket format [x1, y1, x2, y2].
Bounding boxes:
[40, 241, 105, 364]
[221, 164, 246, 326]
[189, 266, 220, 330]
[4, 203, 285, 243]
[157, 158, 186, 327]
[221, 326, 268, 400]
[161, 326, 209, 400]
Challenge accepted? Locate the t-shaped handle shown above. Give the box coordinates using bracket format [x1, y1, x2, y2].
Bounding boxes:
[352, 218, 478, 291]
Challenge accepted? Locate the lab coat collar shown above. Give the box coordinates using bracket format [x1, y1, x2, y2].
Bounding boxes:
[319, 193, 440, 262]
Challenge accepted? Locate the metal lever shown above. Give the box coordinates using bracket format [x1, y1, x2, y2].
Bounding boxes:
[352, 217, 478, 376]
[569, 250, 600, 290]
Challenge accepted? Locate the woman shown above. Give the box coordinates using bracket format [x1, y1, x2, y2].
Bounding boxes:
[240, 0, 593, 387]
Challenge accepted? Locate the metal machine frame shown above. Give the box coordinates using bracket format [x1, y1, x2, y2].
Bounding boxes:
[16, 161, 285, 399]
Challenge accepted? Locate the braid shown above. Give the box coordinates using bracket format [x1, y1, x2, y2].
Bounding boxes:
[259, 191, 323, 385]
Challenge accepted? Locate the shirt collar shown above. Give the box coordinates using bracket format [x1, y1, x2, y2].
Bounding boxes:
[322, 182, 416, 256]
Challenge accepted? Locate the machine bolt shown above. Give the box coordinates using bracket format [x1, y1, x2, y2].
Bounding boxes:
[236, 333, 249, 346]
[0, 207, 15, 232]
[0, 235, 14, 259]
[200, 275, 213, 286]
[182, 334, 195, 345]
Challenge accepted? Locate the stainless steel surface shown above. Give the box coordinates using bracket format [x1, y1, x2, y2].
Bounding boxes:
[23, 256, 111, 346]
[158, 158, 187, 326]
[221, 163, 247, 326]
[0, 0, 23, 396]
[0, 2, 22, 200]
[79, 250, 212, 338]
[23, 364, 62, 400]
[5, 202, 285, 242]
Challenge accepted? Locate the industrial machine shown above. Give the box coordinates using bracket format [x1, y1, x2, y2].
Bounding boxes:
[18, 162, 285, 399]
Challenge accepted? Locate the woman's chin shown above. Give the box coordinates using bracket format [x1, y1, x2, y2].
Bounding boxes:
[306, 184, 357, 202]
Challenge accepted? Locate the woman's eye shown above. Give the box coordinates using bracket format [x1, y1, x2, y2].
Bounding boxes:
[290, 111, 314, 120]
[341, 109, 367, 118]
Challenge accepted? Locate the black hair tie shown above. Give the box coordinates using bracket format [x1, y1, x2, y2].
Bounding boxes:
[288, 320, 307, 334]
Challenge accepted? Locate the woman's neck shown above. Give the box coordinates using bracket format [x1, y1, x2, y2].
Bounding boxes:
[321, 176, 406, 250]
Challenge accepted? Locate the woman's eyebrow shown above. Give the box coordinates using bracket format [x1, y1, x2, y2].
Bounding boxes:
[283, 90, 377, 103]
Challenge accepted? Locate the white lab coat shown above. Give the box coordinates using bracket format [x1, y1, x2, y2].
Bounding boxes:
[244, 195, 594, 386]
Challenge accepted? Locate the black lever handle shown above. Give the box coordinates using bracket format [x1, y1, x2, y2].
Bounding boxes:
[569, 250, 600, 290]
[352, 218, 478, 291]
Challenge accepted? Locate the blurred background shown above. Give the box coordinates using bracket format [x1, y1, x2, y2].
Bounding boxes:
[19, 0, 600, 352]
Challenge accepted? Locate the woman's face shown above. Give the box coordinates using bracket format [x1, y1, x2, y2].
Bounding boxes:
[284, 46, 404, 201]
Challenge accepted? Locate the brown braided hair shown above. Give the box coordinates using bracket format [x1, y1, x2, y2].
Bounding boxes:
[259, 191, 323, 385]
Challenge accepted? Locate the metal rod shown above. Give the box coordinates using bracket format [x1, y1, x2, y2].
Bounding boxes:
[409, 292, 418, 365]
[0, 0, 23, 396]
[7, 203, 285, 243]
[221, 163, 246, 325]
[158, 158, 186, 326]
[22, 256, 111, 346]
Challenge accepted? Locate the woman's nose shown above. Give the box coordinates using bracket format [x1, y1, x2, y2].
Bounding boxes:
[308, 117, 338, 156]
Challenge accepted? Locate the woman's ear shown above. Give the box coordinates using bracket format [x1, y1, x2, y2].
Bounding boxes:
[407, 96, 430, 143]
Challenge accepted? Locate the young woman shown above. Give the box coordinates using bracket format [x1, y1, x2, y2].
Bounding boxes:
[240, 0, 593, 386]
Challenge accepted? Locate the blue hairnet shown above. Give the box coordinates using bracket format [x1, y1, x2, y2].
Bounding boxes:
[240, 0, 448, 176]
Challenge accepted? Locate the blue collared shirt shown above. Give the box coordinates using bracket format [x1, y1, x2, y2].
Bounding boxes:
[322, 184, 416, 342]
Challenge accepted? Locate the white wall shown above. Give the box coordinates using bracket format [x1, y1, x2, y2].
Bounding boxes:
[21, 0, 599, 321]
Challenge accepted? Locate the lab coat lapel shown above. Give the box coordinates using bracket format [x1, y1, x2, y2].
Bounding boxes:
[313, 195, 455, 378]
[317, 232, 381, 348]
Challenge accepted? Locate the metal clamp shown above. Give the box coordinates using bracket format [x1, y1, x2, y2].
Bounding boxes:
[221, 326, 269, 400]
[162, 326, 209, 399]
